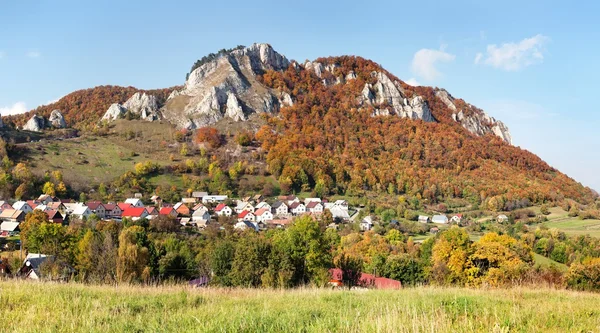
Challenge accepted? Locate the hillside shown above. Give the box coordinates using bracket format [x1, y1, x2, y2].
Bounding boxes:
[2, 43, 596, 206]
[1, 281, 599, 332]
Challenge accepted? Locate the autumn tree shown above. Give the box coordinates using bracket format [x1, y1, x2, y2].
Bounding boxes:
[194, 127, 222, 148]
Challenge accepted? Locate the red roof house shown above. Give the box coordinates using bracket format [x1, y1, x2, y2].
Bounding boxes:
[329, 268, 402, 289]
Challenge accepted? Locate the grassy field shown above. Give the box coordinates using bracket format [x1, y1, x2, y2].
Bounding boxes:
[1, 281, 599, 332]
[543, 217, 600, 238]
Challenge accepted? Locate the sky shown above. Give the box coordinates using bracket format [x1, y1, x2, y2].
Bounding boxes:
[1, 0, 599, 190]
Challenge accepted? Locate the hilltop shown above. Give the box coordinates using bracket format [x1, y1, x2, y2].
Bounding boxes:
[0, 43, 595, 208]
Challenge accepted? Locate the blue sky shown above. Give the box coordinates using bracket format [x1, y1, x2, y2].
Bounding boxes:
[1, 0, 599, 190]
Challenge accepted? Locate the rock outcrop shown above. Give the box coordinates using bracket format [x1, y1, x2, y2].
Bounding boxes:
[162, 43, 291, 129]
[48, 110, 67, 128]
[102, 103, 127, 121]
[359, 71, 434, 122]
[101, 93, 160, 122]
[23, 115, 45, 132]
[122, 93, 160, 120]
[436, 88, 512, 144]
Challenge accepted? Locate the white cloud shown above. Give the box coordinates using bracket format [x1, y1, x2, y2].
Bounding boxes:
[26, 51, 41, 58]
[404, 78, 420, 86]
[476, 34, 549, 70]
[411, 48, 455, 81]
[0, 102, 28, 115]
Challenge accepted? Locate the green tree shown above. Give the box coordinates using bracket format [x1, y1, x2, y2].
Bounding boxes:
[116, 226, 151, 283]
[335, 253, 363, 289]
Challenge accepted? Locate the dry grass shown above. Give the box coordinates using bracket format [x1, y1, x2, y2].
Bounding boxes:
[1, 280, 599, 332]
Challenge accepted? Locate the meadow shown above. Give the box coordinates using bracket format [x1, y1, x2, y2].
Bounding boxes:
[1, 280, 600, 332]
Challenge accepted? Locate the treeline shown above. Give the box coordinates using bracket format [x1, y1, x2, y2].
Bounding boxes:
[256, 56, 596, 206]
[8, 210, 600, 291]
[186, 45, 245, 80]
[4, 85, 178, 130]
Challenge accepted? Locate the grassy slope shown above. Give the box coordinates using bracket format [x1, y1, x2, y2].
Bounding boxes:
[0, 281, 599, 332]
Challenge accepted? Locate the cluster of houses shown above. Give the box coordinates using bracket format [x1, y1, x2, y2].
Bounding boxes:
[0, 191, 354, 236]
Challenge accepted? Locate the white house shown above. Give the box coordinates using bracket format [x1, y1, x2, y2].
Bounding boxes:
[306, 201, 324, 214]
[497, 214, 509, 223]
[450, 214, 463, 223]
[289, 202, 306, 216]
[235, 200, 255, 214]
[360, 216, 374, 231]
[254, 208, 273, 223]
[237, 210, 255, 222]
[71, 205, 92, 219]
[432, 215, 449, 224]
[304, 198, 322, 205]
[202, 195, 228, 204]
[271, 201, 289, 216]
[333, 200, 349, 211]
[124, 198, 144, 208]
[12, 201, 33, 214]
[214, 204, 232, 216]
[327, 206, 350, 221]
[418, 215, 430, 223]
[192, 209, 211, 226]
[234, 221, 259, 231]
[255, 201, 271, 212]
[37, 195, 54, 205]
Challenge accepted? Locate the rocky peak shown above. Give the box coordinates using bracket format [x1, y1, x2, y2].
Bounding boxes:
[102, 103, 127, 121]
[23, 115, 46, 132]
[49, 110, 67, 128]
[435, 88, 512, 144]
[359, 71, 434, 122]
[122, 92, 160, 120]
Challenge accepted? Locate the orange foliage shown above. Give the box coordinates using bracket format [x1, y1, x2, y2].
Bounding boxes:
[194, 127, 222, 148]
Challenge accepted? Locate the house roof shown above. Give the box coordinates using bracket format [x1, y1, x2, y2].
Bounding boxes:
[103, 203, 117, 211]
[254, 208, 269, 216]
[272, 201, 286, 209]
[122, 207, 147, 218]
[306, 201, 320, 209]
[86, 201, 104, 210]
[12, 201, 30, 210]
[330, 268, 401, 289]
[146, 207, 158, 215]
[0, 221, 20, 232]
[270, 218, 292, 226]
[182, 198, 196, 204]
[118, 203, 132, 211]
[418, 215, 429, 220]
[289, 202, 300, 209]
[26, 200, 40, 209]
[192, 191, 208, 198]
[72, 206, 90, 216]
[432, 215, 448, 221]
[0, 209, 24, 219]
[192, 209, 209, 217]
[215, 203, 227, 212]
[192, 203, 205, 211]
[159, 207, 175, 215]
[238, 210, 252, 218]
[46, 209, 63, 220]
[46, 202, 64, 210]
[124, 198, 142, 206]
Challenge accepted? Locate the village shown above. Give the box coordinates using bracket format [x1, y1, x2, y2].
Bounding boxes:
[0, 192, 474, 239]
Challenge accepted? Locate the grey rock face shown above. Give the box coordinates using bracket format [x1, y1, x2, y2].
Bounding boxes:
[123, 93, 160, 120]
[163, 43, 291, 129]
[359, 71, 434, 122]
[49, 110, 67, 128]
[452, 108, 512, 144]
[23, 115, 45, 132]
[102, 103, 127, 121]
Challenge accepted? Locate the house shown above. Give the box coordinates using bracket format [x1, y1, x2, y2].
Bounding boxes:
[432, 215, 449, 224]
[497, 214, 509, 223]
[134, 193, 143, 199]
[37, 195, 55, 205]
[289, 202, 306, 216]
[255, 201, 271, 211]
[182, 197, 197, 205]
[271, 201, 288, 216]
[150, 195, 161, 203]
[192, 209, 211, 227]
[124, 198, 144, 208]
[235, 200, 255, 214]
[0, 209, 25, 223]
[71, 205, 92, 220]
[333, 200, 349, 211]
[26, 200, 41, 210]
[117, 203, 132, 212]
[63, 203, 82, 215]
[174, 202, 191, 216]
[326, 206, 350, 221]
[269, 218, 292, 229]
[278, 195, 300, 206]
[104, 203, 122, 219]
[45, 202, 66, 215]
[86, 201, 106, 218]
[430, 227, 440, 234]
[192, 191, 208, 200]
[159, 207, 178, 218]
[201, 195, 228, 204]
[360, 216, 374, 231]
[46, 210, 64, 224]
[192, 203, 206, 212]
[122, 207, 148, 221]
[254, 208, 273, 223]
[179, 217, 192, 226]
[19, 253, 74, 280]
[146, 207, 158, 217]
[237, 210, 255, 222]
[0, 221, 20, 236]
[306, 201, 324, 214]
[214, 203, 232, 217]
[234, 221, 259, 231]
[34, 204, 48, 212]
[12, 201, 33, 214]
[329, 268, 401, 289]
[418, 215, 430, 223]
[450, 214, 463, 223]
[304, 198, 322, 205]
[252, 194, 263, 203]
[0, 201, 12, 211]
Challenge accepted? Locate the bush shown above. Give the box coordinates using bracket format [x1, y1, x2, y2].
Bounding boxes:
[566, 258, 600, 291]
